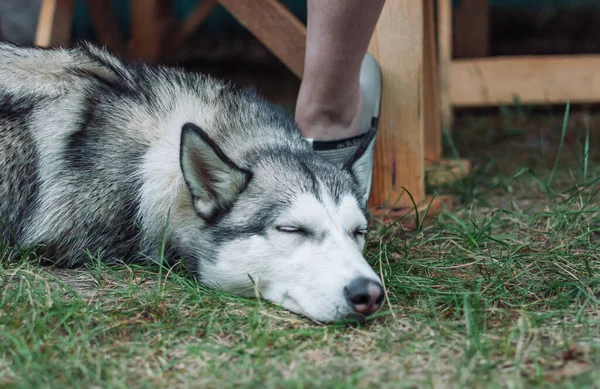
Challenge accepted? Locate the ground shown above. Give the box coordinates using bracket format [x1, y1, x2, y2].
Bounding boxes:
[1, 99, 599, 388]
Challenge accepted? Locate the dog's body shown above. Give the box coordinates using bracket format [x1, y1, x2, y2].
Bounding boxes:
[0, 42, 383, 323]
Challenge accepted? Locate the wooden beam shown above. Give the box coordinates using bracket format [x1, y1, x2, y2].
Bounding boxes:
[452, 0, 489, 58]
[217, 0, 306, 78]
[34, 0, 75, 47]
[423, 0, 442, 164]
[451, 55, 600, 107]
[368, 0, 425, 210]
[437, 0, 453, 129]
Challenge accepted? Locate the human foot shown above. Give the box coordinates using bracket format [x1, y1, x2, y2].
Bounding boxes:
[297, 53, 382, 204]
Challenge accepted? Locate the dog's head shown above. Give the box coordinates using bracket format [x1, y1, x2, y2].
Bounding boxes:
[176, 122, 384, 324]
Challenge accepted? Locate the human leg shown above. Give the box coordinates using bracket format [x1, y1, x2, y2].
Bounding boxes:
[296, 0, 385, 201]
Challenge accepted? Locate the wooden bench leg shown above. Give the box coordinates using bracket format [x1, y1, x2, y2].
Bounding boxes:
[35, 0, 75, 47]
[423, 0, 471, 189]
[437, 0, 454, 130]
[423, 0, 442, 164]
[367, 0, 425, 212]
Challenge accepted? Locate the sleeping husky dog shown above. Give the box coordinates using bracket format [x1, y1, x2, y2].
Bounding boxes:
[0, 42, 384, 323]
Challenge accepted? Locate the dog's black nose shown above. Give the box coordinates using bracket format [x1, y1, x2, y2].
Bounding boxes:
[344, 277, 384, 316]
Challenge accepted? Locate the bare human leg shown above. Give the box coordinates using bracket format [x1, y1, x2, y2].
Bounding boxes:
[296, 0, 385, 203]
[295, 0, 385, 141]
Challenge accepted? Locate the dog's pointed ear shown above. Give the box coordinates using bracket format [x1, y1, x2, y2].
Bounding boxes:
[342, 128, 378, 205]
[180, 123, 251, 221]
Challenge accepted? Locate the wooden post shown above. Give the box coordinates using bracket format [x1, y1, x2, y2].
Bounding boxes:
[367, 0, 425, 210]
[217, 0, 307, 78]
[437, 0, 453, 131]
[423, 0, 441, 164]
[34, 0, 75, 47]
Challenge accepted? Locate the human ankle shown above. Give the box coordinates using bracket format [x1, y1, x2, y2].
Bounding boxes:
[295, 84, 363, 141]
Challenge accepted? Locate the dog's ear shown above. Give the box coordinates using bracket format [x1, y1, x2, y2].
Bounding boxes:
[180, 123, 252, 222]
[342, 128, 378, 205]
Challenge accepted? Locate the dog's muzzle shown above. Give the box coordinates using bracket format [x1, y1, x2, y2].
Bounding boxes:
[344, 277, 385, 319]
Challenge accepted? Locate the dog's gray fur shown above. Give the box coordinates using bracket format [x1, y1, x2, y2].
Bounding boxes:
[0, 42, 381, 323]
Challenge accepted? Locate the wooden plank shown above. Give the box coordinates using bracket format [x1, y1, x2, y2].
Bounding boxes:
[34, 0, 75, 47]
[437, 0, 453, 129]
[452, 0, 489, 58]
[86, 0, 125, 55]
[367, 0, 425, 210]
[128, 0, 172, 62]
[451, 55, 600, 107]
[217, 0, 306, 78]
[423, 0, 441, 164]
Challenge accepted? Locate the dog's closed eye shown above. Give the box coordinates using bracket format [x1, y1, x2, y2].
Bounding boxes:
[353, 226, 368, 238]
[276, 225, 310, 235]
[353, 226, 367, 238]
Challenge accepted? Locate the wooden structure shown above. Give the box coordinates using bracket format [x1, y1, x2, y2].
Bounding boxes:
[437, 0, 600, 129]
[35, 0, 468, 227]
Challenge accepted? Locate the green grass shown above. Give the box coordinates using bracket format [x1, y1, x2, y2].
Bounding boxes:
[1, 107, 599, 388]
